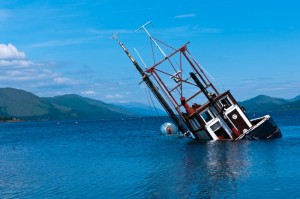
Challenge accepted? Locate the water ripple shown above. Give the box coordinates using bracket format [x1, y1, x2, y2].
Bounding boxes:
[0, 118, 300, 198]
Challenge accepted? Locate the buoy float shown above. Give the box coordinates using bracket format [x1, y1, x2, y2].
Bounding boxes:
[160, 122, 178, 135]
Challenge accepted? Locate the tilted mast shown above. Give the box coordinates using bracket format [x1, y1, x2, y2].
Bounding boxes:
[112, 34, 190, 137]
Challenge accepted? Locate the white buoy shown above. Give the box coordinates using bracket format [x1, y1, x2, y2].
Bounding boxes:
[160, 122, 178, 135]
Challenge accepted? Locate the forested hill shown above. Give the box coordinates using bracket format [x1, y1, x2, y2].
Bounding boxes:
[240, 95, 300, 112]
[0, 87, 162, 120]
[0, 87, 299, 121]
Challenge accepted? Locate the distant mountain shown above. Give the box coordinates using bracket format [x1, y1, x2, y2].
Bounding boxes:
[0, 87, 161, 120]
[0, 87, 299, 120]
[42, 94, 133, 120]
[115, 102, 167, 116]
[275, 100, 300, 111]
[240, 95, 300, 112]
[0, 87, 55, 119]
[292, 95, 300, 101]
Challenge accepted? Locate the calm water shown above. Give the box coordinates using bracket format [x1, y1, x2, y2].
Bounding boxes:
[0, 112, 300, 198]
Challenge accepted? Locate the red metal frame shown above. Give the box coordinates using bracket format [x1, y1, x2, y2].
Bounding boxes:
[144, 38, 219, 117]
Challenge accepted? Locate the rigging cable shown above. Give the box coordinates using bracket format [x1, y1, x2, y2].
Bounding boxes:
[191, 56, 226, 92]
[144, 83, 165, 125]
[150, 37, 156, 65]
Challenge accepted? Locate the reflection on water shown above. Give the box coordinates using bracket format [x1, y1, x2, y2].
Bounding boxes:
[141, 140, 252, 198]
[0, 119, 299, 198]
[182, 141, 251, 198]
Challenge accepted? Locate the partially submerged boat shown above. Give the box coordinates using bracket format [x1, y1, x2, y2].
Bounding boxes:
[113, 22, 282, 141]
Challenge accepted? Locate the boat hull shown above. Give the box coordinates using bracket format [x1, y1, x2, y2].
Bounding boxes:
[238, 115, 282, 140]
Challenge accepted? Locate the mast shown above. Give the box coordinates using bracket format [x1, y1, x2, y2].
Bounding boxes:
[190, 72, 213, 102]
[112, 34, 190, 136]
[136, 21, 167, 58]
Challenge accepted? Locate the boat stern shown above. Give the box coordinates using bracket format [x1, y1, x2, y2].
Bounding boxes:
[238, 115, 282, 140]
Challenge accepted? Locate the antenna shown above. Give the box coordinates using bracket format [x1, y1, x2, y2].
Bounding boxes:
[136, 21, 167, 58]
[135, 21, 152, 32]
[110, 32, 119, 41]
[134, 48, 148, 69]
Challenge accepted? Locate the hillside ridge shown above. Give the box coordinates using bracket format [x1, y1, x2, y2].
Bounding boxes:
[0, 87, 299, 120]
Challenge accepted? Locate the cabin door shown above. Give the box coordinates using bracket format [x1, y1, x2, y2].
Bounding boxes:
[227, 109, 250, 134]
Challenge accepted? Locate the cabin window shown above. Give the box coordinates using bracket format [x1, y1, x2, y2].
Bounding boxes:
[220, 96, 232, 108]
[200, 109, 214, 123]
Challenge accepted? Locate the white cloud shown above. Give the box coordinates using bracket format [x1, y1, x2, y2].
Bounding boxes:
[0, 43, 145, 103]
[31, 39, 82, 48]
[174, 13, 196, 19]
[31, 29, 131, 48]
[157, 25, 222, 38]
[81, 90, 96, 95]
[88, 28, 133, 35]
[177, 25, 222, 34]
[105, 94, 124, 99]
[53, 77, 78, 85]
[0, 43, 25, 59]
[0, 59, 35, 68]
[0, 43, 79, 89]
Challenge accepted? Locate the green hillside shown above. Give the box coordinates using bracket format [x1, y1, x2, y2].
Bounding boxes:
[0, 87, 299, 120]
[0, 87, 159, 120]
[43, 94, 133, 119]
[275, 100, 300, 111]
[0, 87, 55, 118]
[240, 95, 300, 112]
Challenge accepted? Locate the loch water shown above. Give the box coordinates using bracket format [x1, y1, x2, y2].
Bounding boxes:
[0, 112, 300, 198]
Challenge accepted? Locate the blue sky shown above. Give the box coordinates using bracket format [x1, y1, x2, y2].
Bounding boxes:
[0, 0, 299, 104]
